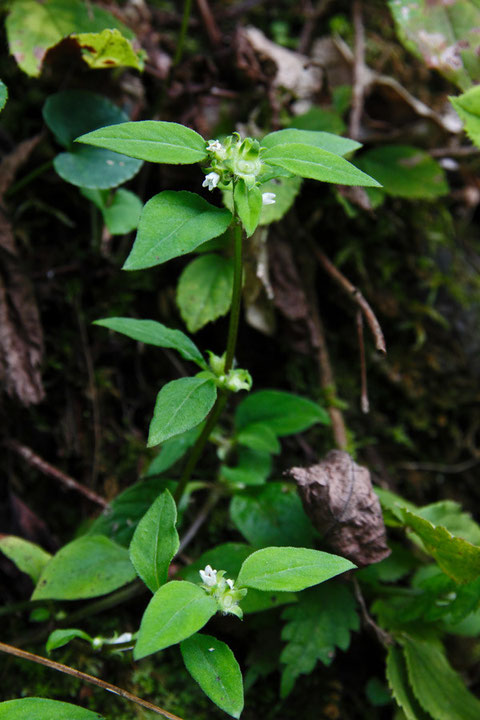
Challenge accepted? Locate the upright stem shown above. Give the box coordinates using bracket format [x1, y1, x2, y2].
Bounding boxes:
[173, 221, 244, 504]
[173, 0, 193, 66]
[225, 221, 243, 373]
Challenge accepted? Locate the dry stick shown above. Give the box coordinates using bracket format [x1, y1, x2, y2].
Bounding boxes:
[313, 246, 386, 354]
[196, 0, 222, 48]
[353, 580, 393, 648]
[0, 642, 184, 720]
[356, 310, 369, 414]
[298, 0, 334, 55]
[350, 0, 366, 140]
[6, 440, 108, 508]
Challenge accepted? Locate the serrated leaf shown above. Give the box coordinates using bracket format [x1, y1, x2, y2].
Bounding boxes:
[237, 423, 281, 454]
[401, 634, 480, 720]
[400, 507, 480, 584]
[417, 500, 480, 546]
[0, 81, 7, 112]
[179, 543, 296, 614]
[263, 143, 381, 186]
[234, 180, 262, 237]
[148, 377, 217, 447]
[124, 191, 232, 270]
[0, 535, 51, 584]
[235, 389, 329, 436]
[5, 0, 135, 77]
[0, 698, 104, 720]
[237, 546, 355, 592]
[32, 536, 136, 600]
[77, 121, 207, 164]
[230, 483, 315, 547]
[72, 29, 144, 71]
[134, 581, 217, 659]
[94, 317, 206, 368]
[386, 645, 431, 720]
[261, 128, 360, 156]
[87, 478, 178, 546]
[177, 254, 234, 333]
[451, 85, 480, 149]
[144, 426, 202, 477]
[280, 584, 359, 697]
[129, 490, 179, 593]
[389, 0, 480, 89]
[46, 628, 93, 654]
[181, 634, 244, 718]
[356, 146, 448, 199]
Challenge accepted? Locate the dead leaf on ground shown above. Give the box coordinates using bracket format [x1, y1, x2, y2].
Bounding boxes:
[289, 450, 391, 566]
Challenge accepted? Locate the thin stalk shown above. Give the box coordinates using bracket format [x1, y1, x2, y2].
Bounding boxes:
[5, 159, 54, 197]
[0, 641, 184, 720]
[224, 221, 243, 373]
[173, 220, 244, 505]
[173, 0, 193, 66]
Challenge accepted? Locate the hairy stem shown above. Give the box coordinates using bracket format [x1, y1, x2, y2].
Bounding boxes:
[0, 641, 185, 720]
[173, 0, 193, 66]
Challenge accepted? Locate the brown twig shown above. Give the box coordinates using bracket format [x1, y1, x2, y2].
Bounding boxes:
[349, 0, 366, 140]
[313, 247, 386, 354]
[6, 440, 108, 508]
[298, 0, 334, 54]
[356, 310, 369, 414]
[195, 0, 222, 48]
[396, 457, 480, 474]
[0, 641, 184, 720]
[353, 579, 393, 648]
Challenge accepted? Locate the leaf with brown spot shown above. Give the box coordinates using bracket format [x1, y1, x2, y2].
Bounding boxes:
[289, 450, 390, 566]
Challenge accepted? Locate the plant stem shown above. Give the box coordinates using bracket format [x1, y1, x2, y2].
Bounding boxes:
[5, 159, 53, 197]
[0, 641, 184, 720]
[225, 220, 243, 373]
[173, 221, 244, 504]
[173, 0, 193, 66]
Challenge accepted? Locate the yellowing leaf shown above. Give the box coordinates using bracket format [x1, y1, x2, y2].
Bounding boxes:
[72, 29, 145, 71]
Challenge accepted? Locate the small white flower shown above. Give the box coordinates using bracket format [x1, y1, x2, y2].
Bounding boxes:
[206, 140, 224, 153]
[226, 578, 234, 589]
[199, 564, 217, 587]
[202, 172, 220, 191]
[262, 192, 276, 205]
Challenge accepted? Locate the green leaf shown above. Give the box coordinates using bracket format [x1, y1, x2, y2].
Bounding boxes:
[451, 85, 480, 148]
[71, 29, 144, 71]
[237, 546, 355, 592]
[280, 584, 359, 697]
[32, 536, 136, 600]
[87, 478, 177, 546]
[233, 180, 263, 237]
[77, 121, 208, 164]
[46, 628, 93, 654]
[0, 535, 51, 584]
[94, 317, 206, 368]
[148, 377, 217, 447]
[0, 80, 7, 112]
[386, 645, 431, 720]
[221, 447, 273, 488]
[5, 0, 135, 77]
[356, 146, 448, 199]
[237, 423, 281, 454]
[400, 634, 480, 720]
[287, 107, 347, 135]
[261, 128, 361, 156]
[230, 483, 315, 547]
[129, 490, 179, 593]
[124, 191, 232, 270]
[388, 0, 480, 89]
[134, 581, 217, 659]
[400, 507, 480, 584]
[235, 389, 330, 436]
[181, 634, 244, 718]
[43, 91, 142, 189]
[0, 698, 103, 720]
[259, 176, 302, 226]
[263, 143, 381, 186]
[177, 254, 234, 333]
[179, 543, 296, 614]
[416, 500, 480, 546]
[83, 189, 143, 235]
[144, 426, 202, 477]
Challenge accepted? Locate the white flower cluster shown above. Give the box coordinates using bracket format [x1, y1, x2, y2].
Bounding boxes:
[199, 564, 246, 618]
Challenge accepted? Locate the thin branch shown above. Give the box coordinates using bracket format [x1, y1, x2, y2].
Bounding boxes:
[195, 0, 222, 48]
[353, 579, 393, 648]
[396, 457, 480, 474]
[0, 642, 184, 720]
[313, 246, 386, 354]
[5, 440, 108, 508]
[349, 0, 366, 140]
[356, 310, 369, 413]
[178, 489, 221, 554]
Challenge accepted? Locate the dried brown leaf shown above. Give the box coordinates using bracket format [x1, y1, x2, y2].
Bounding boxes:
[290, 450, 390, 566]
